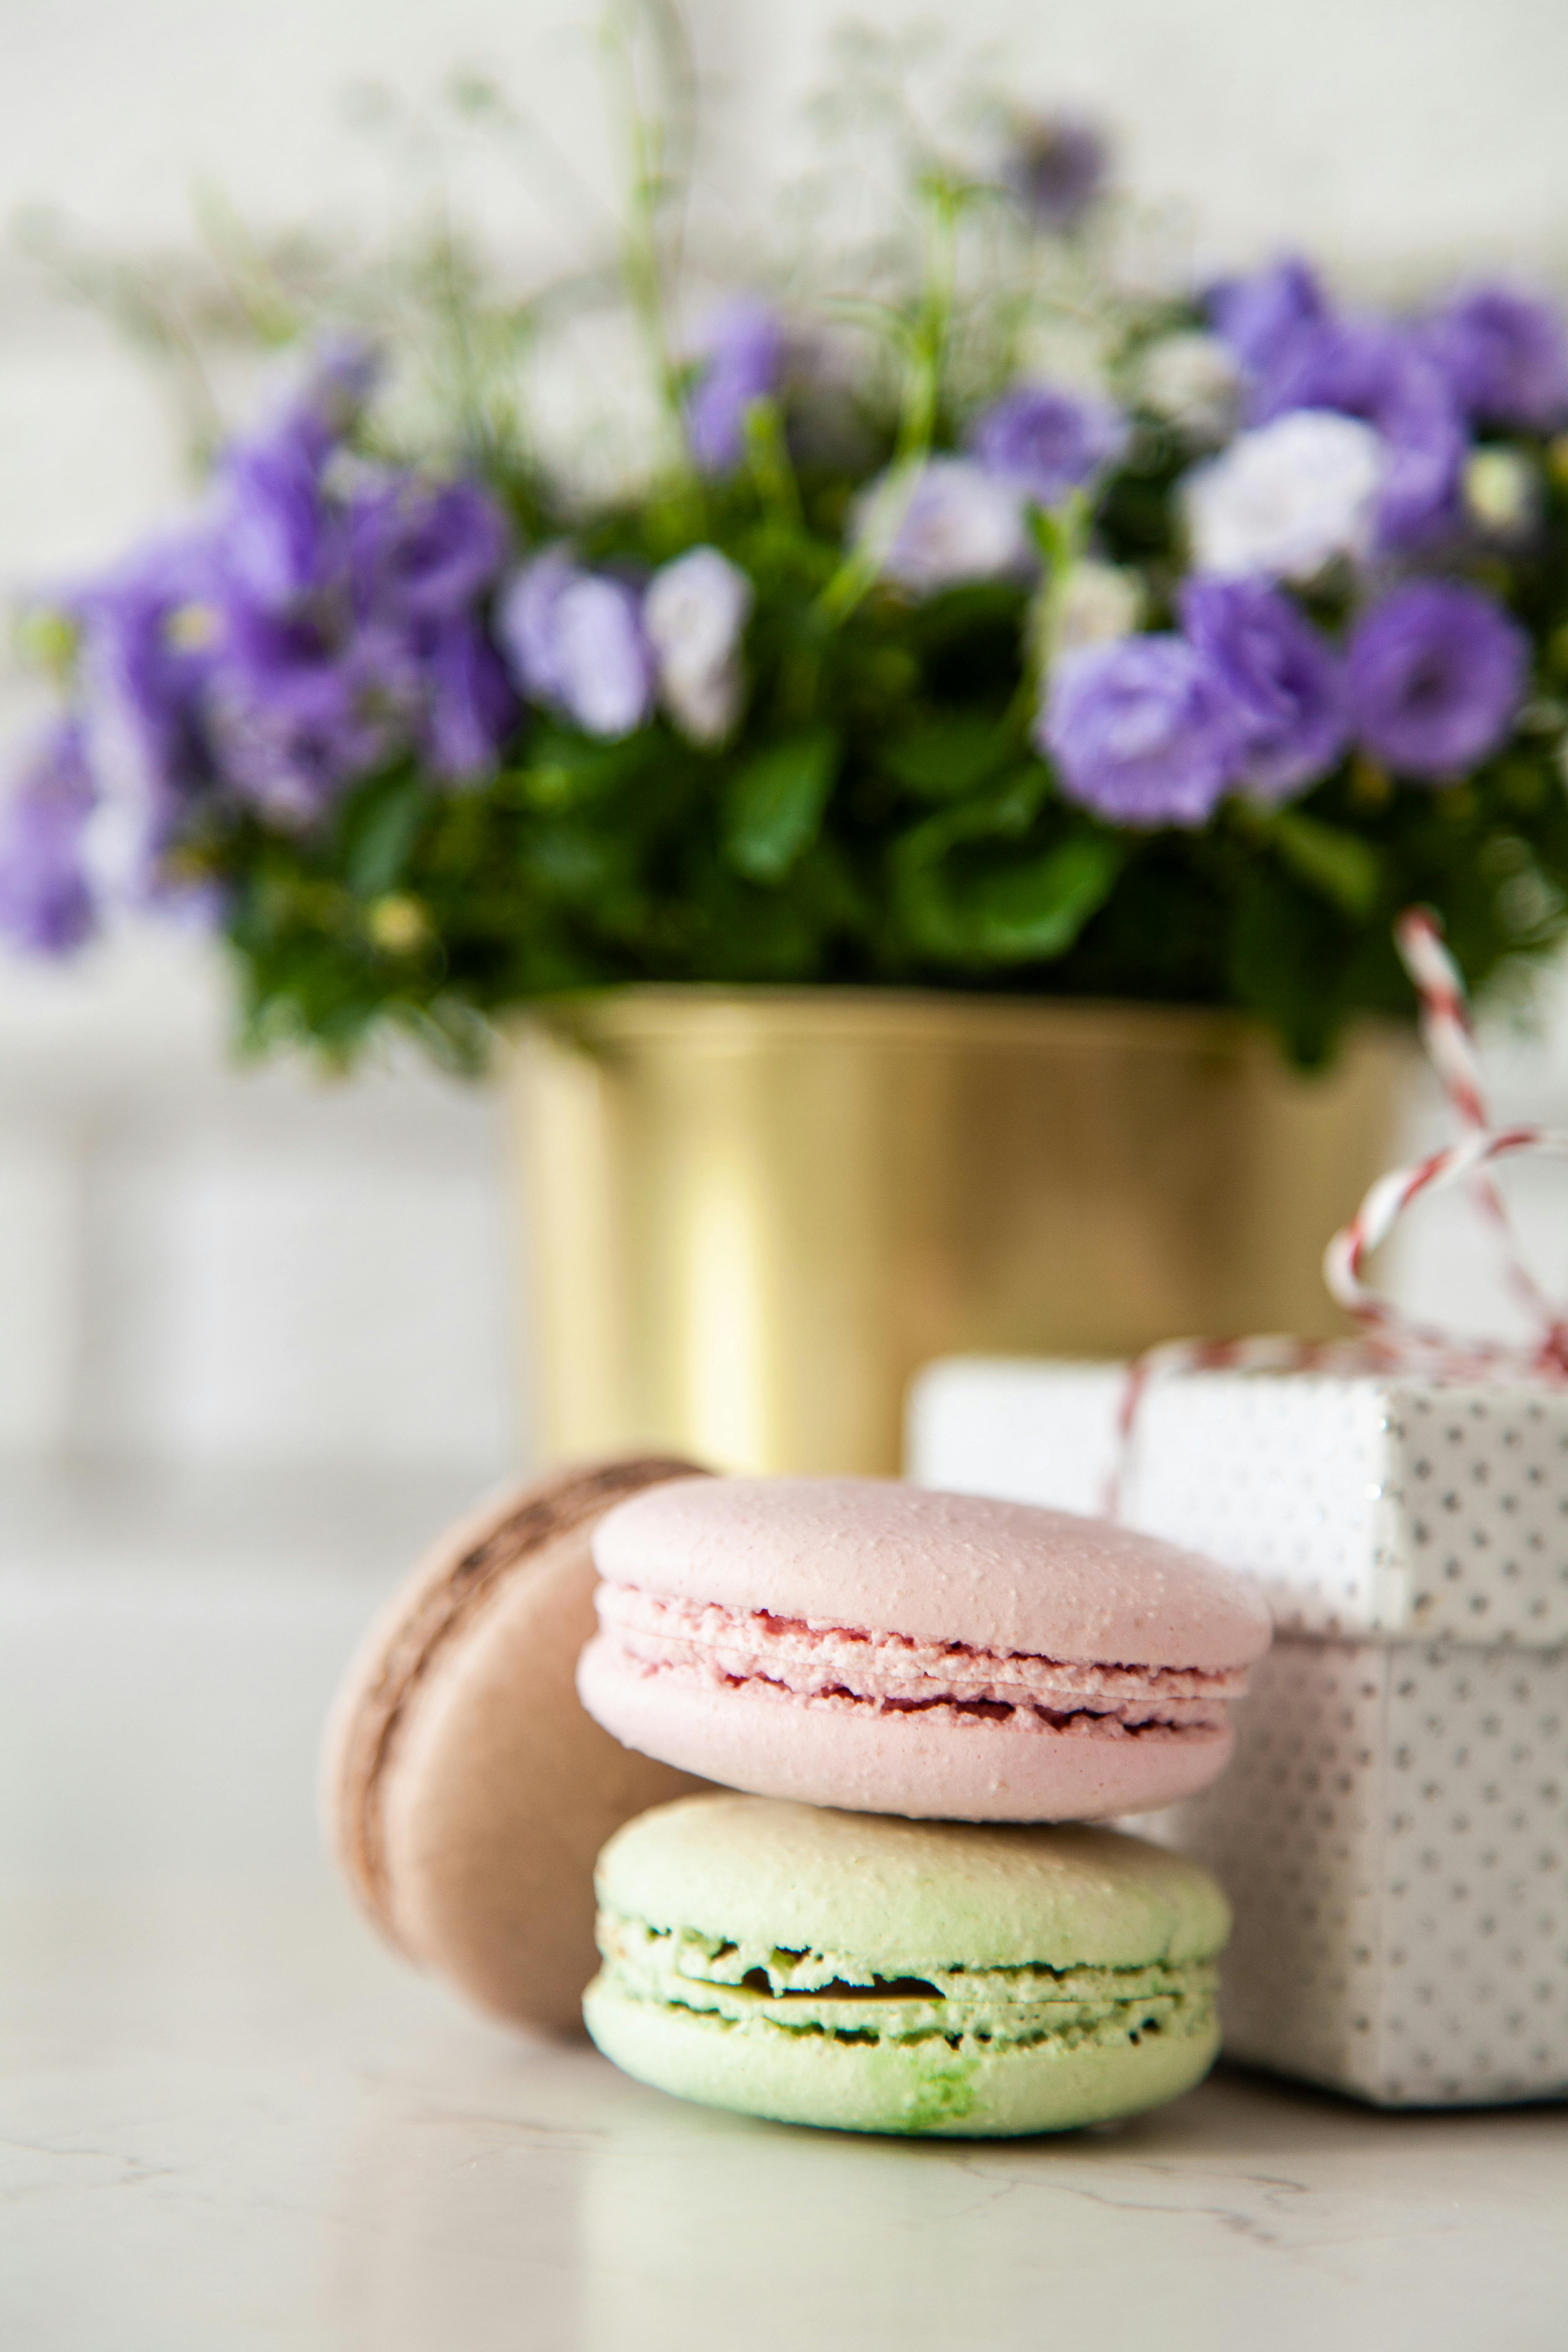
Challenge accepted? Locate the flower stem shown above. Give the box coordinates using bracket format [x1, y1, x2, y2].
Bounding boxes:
[599, 0, 698, 478]
[814, 171, 962, 628]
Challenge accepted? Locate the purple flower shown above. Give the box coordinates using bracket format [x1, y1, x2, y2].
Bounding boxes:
[211, 411, 512, 807]
[248, 334, 379, 475]
[418, 617, 516, 782]
[210, 604, 417, 821]
[349, 477, 509, 622]
[37, 334, 511, 843]
[70, 536, 217, 893]
[212, 340, 377, 611]
[497, 551, 653, 739]
[1208, 257, 1330, 377]
[1372, 363, 1468, 551]
[1180, 576, 1347, 801]
[496, 547, 577, 706]
[218, 430, 333, 611]
[1250, 315, 1466, 552]
[970, 384, 1126, 505]
[643, 546, 754, 745]
[1039, 634, 1239, 827]
[1003, 113, 1109, 232]
[684, 299, 784, 476]
[0, 719, 97, 956]
[1423, 284, 1568, 431]
[860, 459, 1032, 593]
[1346, 580, 1527, 779]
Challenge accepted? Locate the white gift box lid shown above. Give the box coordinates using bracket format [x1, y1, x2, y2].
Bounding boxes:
[909, 1358, 1568, 1645]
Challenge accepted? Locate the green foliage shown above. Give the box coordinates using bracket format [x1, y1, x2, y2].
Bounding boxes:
[723, 730, 841, 882]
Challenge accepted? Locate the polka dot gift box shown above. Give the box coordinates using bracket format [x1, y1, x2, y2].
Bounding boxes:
[910, 1359, 1568, 2108]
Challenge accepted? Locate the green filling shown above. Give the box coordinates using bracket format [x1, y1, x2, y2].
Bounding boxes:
[597, 1915, 1219, 2055]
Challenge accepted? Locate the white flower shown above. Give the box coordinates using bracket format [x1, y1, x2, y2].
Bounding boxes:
[1046, 558, 1143, 663]
[1135, 331, 1240, 444]
[856, 458, 1031, 594]
[1183, 410, 1385, 581]
[643, 546, 755, 746]
[1464, 446, 1538, 539]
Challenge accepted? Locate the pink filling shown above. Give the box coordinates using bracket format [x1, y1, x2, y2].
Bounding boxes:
[593, 1585, 1247, 1740]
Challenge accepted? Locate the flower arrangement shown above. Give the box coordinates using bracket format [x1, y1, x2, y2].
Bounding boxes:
[7, 15, 1568, 1069]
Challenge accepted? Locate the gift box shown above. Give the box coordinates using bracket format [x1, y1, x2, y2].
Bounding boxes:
[908, 1359, 1568, 2107]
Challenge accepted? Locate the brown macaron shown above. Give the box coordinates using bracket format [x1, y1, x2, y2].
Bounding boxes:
[322, 1455, 711, 2035]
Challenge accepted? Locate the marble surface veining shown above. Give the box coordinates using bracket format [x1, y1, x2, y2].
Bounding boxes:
[2, 1470, 1566, 2351]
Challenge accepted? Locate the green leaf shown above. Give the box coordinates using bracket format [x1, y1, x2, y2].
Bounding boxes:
[340, 773, 428, 900]
[954, 836, 1126, 960]
[723, 729, 841, 884]
[890, 769, 1122, 965]
[882, 714, 1010, 799]
[517, 728, 659, 812]
[1228, 868, 1347, 1068]
[1266, 808, 1382, 921]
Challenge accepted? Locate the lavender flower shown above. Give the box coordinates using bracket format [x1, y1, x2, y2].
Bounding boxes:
[1180, 576, 1347, 801]
[1183, 410, 1384, 581]
[1039, 635, 1239, 827]
[217, 427, 334, 612]
[1423, 285, 1568, 432]
[1003, 113, 1110, 232]
[1373, 363, 1468, 550]
[860, 459, 1032, 594]
[211, 339, 377, 609]
[495, 547, 577, 707]
[644, 547, 754, 746]
[1346, 580, 1527, 779]
[1207, 256, 1329, 377]
[970, 384, 1126, 506]
[419, 617, 517, 782]
[0, 720, 97, 955]
[350, 477, 509, 621]
[201, 359, 516, 814]
[210, 606, 416, 822]
[684, 299, 784, 476]
[1248, 316, 1465, 549]
[497, 551, 653, 739]
[70, 536, 217, 895]
[3, 343, 515, 916]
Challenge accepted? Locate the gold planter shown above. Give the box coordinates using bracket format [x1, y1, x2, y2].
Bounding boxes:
[503, 990, 1410, 1478]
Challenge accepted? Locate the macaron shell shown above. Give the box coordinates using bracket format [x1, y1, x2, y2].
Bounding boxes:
[588, 1798, 1228, 2135]
[578, 1635, 1235, 1823]
[594, 1796, 1231, 1970]
[592, 1476, 1272, 1671]
[322, 1459, 712, 2035]
[584, 1978, 1220, 2138]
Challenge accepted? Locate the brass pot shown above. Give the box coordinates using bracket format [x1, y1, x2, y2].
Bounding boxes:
[503, 989, 1410, 1477]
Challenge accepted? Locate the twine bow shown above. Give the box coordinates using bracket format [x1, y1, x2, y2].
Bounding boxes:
[1105, 908, 1568, 1518]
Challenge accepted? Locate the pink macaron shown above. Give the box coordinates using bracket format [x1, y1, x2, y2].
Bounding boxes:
[577, 1476, 1271, 1822]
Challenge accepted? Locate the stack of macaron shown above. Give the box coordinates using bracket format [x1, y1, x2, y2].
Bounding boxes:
[322, 1459, 1269, 2140]
[575, 1473, 1272, 2138]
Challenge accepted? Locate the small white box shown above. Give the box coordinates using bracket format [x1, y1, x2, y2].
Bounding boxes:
[908, 1359, 1568, 2107]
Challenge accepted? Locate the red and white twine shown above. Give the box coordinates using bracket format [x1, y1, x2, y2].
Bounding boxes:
[1104, 907, 1568, 1519]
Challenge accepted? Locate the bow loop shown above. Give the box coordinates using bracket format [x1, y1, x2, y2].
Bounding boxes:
[1104, 909, 1568, 1519]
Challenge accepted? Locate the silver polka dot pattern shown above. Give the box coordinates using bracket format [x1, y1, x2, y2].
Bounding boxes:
[1139, 1635, 1568, 2107]
[1122, 1376, 1568, 1643]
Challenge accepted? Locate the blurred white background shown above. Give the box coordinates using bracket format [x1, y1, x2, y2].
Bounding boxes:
[5, 0, 1568, 1536]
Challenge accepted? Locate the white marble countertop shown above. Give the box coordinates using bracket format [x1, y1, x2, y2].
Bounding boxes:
[3, 1468, 1567, 2351]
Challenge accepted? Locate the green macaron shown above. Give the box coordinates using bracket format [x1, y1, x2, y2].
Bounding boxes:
[585, 1794, 1229, 2137]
